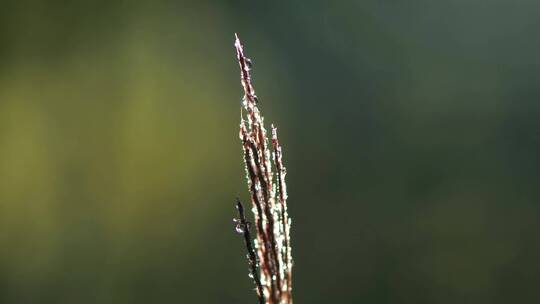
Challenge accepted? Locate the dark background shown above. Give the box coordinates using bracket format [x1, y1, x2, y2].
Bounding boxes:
[1, 0, 539, 303]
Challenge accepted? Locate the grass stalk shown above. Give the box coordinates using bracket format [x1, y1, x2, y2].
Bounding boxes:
[233, 34, 293, 304]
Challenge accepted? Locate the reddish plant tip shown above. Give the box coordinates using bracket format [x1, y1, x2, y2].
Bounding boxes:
[233, 34, 293, 304]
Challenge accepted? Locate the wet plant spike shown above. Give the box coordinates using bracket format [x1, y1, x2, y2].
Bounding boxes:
[233, 34, 293, 304]
[235, 199, 264, 304]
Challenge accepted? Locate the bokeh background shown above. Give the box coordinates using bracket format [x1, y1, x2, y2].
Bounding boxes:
[1, 0, 540, 303]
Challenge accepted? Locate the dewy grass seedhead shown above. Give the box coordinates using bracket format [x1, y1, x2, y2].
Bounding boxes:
[233, 34, 293, 304]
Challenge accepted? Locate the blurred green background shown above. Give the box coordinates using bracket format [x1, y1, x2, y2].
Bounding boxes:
[1, 0, 540, 303]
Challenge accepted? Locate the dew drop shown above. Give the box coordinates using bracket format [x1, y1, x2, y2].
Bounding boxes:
[235, 225, 245, 234]
[245, 58, 253, 69]
[233, 218, 245, 234]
